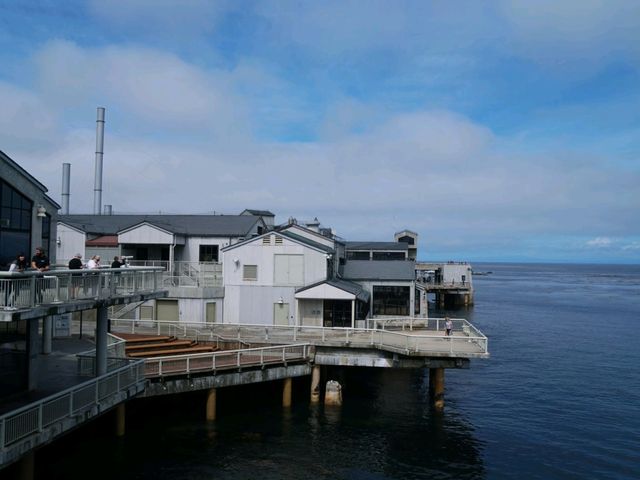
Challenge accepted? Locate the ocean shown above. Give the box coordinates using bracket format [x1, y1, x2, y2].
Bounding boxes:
[38, 263, 640, 479]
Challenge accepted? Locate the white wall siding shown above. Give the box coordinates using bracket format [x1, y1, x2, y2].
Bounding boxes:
[299, 299, 323, 326]
[119, 224, 176, 245]
[56, 224, 85, 264]
[182, 236, 232, 263]
[223, 285, 296, 325]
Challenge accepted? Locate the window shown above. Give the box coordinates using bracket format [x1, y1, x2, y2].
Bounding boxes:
[199, 245, 219, 262]
[41, 213, 51, 253]
[243, 264, 258, 280]
[373, 286, 410, 316]
[257, 226, 264, 235]
[0, 179, 32, 267]
[347, 251, 370, 260]
[274, 254, 304, 285]
[372, 251, 406, 260]
[398, 235, 415, 245]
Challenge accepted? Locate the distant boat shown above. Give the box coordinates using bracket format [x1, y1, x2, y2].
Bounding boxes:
[472, 270, 492, 276]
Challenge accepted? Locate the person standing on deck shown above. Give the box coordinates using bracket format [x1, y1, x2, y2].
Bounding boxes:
[111, 256, 123, 268]
[445, 317, 453, 336]
[31, 247, 50, 272]
[9, 253, 27, 272]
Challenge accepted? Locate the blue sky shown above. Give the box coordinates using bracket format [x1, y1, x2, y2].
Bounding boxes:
[0, 0, 639, 263]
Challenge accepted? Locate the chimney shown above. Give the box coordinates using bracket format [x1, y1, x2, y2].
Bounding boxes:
[93, 107, 105, 215]
[61, 163, 71, 215]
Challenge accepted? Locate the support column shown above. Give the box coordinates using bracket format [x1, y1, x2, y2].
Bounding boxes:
[310, 365, 321, 403]
[26, 319, 39, 391]
[17, 451, 35, 480]
[351, 300, 355, 328]
[42, 315, 52, 354]
[206, 388, 217, 421]
[96, 305, 109, 376]
[429, 368, 445, 411]
[282, 377, 292, 408]
[115, 403, 126, 437]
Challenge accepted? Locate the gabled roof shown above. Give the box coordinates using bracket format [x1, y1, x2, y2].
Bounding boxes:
[279, 231, 334, 253]
[296, 278, 370, 302]
[222, 230, 333, 254]
[117, 221, 174, 236]
[59, 214, 262, 237]
[342, 260, 416, 281]
[241, 209, 275, 217]
[0, 150, 61, 209]
[345, 241, 408, 251]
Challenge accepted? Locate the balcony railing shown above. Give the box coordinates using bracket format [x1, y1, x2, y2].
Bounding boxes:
[127, 261, 223, 288]
[0, 360, 144, 457]
[0, 267, 163, 309]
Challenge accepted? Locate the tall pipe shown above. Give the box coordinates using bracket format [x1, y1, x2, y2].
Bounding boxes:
[61, 163, 71, 215]
[93, 107, 106, 215]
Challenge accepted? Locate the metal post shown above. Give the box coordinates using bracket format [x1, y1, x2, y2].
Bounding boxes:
[96, 306, 108, 376]
[93, 107, 105, 215]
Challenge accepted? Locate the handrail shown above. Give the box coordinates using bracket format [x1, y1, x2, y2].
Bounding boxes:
[110, 319, 489, 357]
[144, 343, 311, 378]
[0, 267, 164, 309]
[0, 360, 144, 451]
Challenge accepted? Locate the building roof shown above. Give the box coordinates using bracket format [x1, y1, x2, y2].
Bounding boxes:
[345, 241, 408, 251]
[279, 231, 334, 253]
[85, 235, 119, 247]
[0, 150, 61, 209]
[342, 260, 416, 281]
[241, 209, 275, 217]
[296, 278, 370, 302]
[59, 214, 261, 237]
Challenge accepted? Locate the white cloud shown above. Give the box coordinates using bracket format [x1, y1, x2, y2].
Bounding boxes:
[586, 237, 613, 248]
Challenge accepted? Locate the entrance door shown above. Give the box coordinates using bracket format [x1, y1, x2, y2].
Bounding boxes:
[273, 303, 290, 326]
[206, 303, 216, 323]
[156, 300, 179, 321]
[323, 300, 352, 328]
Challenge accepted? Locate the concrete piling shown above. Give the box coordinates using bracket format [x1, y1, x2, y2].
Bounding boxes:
[310, 365, 321, 403]
[324, 380, 342, 406]
[429, 368, 445, 411]
[17, 451, 34, 480]
[282, 377, 292, 408]
[115, 404, 126, 437]
[206, 388, 217, 421]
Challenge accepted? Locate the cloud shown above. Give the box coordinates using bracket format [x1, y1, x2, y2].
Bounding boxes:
[586, 237, 613, 248]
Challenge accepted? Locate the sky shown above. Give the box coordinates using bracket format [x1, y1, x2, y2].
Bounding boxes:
[0, 0, 639, 264]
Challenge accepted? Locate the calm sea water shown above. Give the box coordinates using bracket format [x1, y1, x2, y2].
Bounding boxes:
[39, 263, 640, 480]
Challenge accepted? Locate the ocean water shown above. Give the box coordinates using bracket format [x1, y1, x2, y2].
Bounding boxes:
[38, 263, 640, 479]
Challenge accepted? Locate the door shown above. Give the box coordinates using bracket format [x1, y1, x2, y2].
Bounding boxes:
[273, 302, 290, 326]
[206, 302, 216, 323]
[156, 300, 179, 321]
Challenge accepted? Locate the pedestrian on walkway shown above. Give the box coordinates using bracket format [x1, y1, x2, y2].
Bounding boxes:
[445, 317, 453, 336]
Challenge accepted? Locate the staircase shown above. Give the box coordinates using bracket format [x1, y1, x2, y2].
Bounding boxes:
[117, 333, 219, 358]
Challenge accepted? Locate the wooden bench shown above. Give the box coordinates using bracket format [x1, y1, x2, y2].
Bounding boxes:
[127, 345, 218, 358]
[125, 340, 193, 352]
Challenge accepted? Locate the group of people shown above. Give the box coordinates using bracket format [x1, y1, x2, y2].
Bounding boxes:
[8, 247, 50, 273]
[7, 249, 126, 272]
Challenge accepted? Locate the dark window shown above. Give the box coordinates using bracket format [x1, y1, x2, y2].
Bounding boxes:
[415, 288, 421, 315]
[372, 251, 406, 260]
[136, 247, 149, 261]
[41, 213, 51, 253]
[398, 235, 415, 245]
[0, 180, 33, 268]
[347, 251, 370, 260]
[373, 286, 410, 316]
[257, 226, 264, 235]
[199, 245, 219, 262]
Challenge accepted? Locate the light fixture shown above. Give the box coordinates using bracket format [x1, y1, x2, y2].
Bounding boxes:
[56, 237, 62, 246]
[36, 205, 47, 218]
[278, 297, 284, 305]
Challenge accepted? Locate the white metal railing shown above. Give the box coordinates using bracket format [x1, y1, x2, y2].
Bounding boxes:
[0, 267, 163, 309]
[109, 319, 489, 357]
[76, 333, 128, 376]
[0, 360, 144, 453]
[144, 343, 310, 378]
[127, 261, 223, 288]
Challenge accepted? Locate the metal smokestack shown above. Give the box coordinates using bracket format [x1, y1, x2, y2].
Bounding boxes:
[93, 107, 106, 215]
[61, 163, 71, 215]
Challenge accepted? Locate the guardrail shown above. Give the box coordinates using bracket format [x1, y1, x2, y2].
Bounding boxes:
[0, 360, 144, 455]
[0, 267, 163, 309]
[145, 343, 311, 378]
[76, 333, 128, 376]
[109, 319, 489, 357]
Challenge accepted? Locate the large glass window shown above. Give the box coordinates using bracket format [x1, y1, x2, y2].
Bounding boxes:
[0, 180, 32, 268]
[41, 213, 51, 253]
[347, 251, 370, 260]
[372, 251, 406, 260]
[199, 245, 219, 262]
[373, 286, 410, 316]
